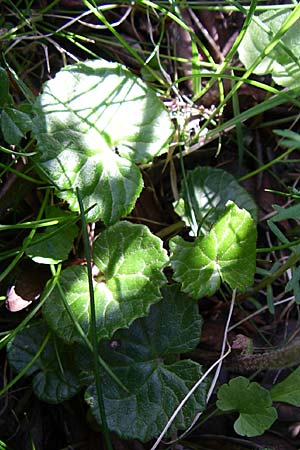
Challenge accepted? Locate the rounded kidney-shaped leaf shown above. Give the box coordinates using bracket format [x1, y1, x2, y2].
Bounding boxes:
[32, 59, 174, 224]
[238, 10, 300, 88]
[170, 201, 257, 299]
[217, 377, 277, 437]
[83, 285, 207, 442]
[43, 221, 168, 343]
[86, 360, 206, 442]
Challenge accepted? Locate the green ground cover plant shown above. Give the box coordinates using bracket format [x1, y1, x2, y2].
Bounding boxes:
[3, 58, 257, 443]
[1, 1, 300, 450]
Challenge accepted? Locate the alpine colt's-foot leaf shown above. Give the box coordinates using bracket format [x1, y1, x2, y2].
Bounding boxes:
[32, 59, 174, 225]
[43, 221, 168, 343]
[0, 67, 12, 107]
[170, 201, 257, 299]
[217, 377, 277, 437]
[7, 322, 81, 403]
[25, 206, 78, 264]
[271, 367, 300, 406]
[83, 285, 208, 442]
[174, 166, 257, 236]
[1, 107, 32, 145]
[238, 9, 300, 88]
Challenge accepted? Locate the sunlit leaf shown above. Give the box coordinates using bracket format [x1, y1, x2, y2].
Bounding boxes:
[174, 166, 257, 236]
[43, 221, 168, 343]
[32, 59, 174, 225]
[170, 202, 257, 299]
[238, 10, 300, 88]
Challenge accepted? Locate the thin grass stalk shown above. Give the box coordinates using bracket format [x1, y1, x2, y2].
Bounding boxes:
[237, 251, 300, 303]
[0, 332, 50, 397]
[206, 91, 300, 140]
[195, 1, 300, 136]
[231, 71, 245, 172]
[82, 0, 167, 87]
[51, 264, 128, 392]
[0, 440, 13, 450]
[193, 0, 258, 122]
[0, 189, 50, 283]
[238, 147, 296, 181]
[76, 187, 113, 450]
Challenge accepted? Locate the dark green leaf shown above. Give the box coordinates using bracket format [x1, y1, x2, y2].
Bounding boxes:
[7, 322, 81, 403]
[217, 377, 277, 437]
[83, 285, 207, 442]
[1, 107, 32, 144]
[25, 207, 78, 264]
[0, 68, 12, 107]
[86, 360, 205, 442]
[271, 367, 300, 406]
[271, 203, 300, 222]
[174, 166, 257, 236]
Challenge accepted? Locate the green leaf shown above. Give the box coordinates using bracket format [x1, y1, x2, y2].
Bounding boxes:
[238, 10, 300, 88]
[170, 202, 257, 299]
[7, 322, 81, 403]
[32, 59, 174, 225]
[83, 284, 208, 442]
[25, 207, 78, 264]
[174, 167, 257, 236]
[0, 68, 12, 107]
[217, 377, 277, 437]
[1, 107, 32, 144]
[43, 221, 168, 343]
[271, 203, 300, 222]
[274, 129, 300, 149]
[271, 367, 300, 406]
[284, 266, 300, 302]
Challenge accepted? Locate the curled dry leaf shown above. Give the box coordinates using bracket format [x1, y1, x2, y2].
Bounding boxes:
[6, 285, 32, 312]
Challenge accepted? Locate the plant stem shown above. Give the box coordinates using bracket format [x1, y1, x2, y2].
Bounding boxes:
[229, 337, 300, 373]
